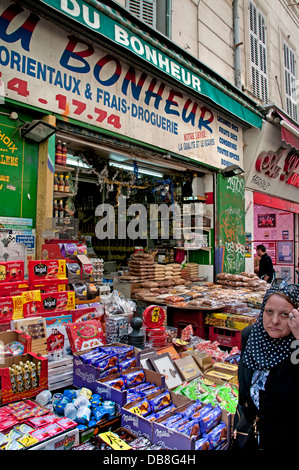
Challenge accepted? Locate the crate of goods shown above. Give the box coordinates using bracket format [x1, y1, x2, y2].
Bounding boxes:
[0, 352, 48, 404]
[205, 313, 227, 328]
[226, 314, 256, 330]
[48, 356, 73, 391]
[208, 326, 241, 349]
[172, 308, 205, 338]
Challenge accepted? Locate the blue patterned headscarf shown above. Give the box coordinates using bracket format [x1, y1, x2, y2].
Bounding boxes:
[242, 280, 299, 370]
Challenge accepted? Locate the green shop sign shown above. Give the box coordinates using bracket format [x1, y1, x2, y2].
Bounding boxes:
[39, 0, 262, 129]
[0, 112, 38, 226]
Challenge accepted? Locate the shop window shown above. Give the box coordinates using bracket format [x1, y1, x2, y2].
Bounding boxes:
[126, 0, 171, 36]
[283, 42, 298, 121]
[249, 2, 268, 103]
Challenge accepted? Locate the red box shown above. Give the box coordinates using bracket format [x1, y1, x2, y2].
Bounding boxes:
[22, 291, 76, 317]
[172, 308, 205, 328]
[0, 352, 48, 404]
[41, 243, 65, 260]
[0, 261, 24, 282]
[28, 260, 66, 280]
[0, 295, 23, 323]
[0, 280, 29, 297]
[208, 326, 241, 349]
[66, 320, 106, 353]
[172, 308, 205, 338]
[29, 278, 68, 293]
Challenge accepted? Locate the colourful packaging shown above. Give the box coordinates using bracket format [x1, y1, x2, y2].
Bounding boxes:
[28, 260, 66, 280]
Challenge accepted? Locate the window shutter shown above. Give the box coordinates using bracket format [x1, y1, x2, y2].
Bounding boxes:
[283, 42, 298, 121]
[249, 2, 268, 102]
[127, 0, 156, 28]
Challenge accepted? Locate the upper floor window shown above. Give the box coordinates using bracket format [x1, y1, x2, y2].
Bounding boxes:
[249, 2, 268, 103]
[283, 42, 298, 121]
[127, 0, 156, 28]
[126, 0, 170, 36]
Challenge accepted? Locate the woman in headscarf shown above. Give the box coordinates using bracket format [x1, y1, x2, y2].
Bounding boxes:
[232, 280, 299, 451]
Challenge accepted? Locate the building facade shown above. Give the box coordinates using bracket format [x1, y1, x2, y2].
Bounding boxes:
[121, 0, 299, 280]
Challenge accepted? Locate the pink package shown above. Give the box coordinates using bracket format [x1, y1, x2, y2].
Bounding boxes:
[55, 417, 77, 430]
[42, 423, 64, 436]
[27, 414, 56, 428]
[30, 427, 52, 441]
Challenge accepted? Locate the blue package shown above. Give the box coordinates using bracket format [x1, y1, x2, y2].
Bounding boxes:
[193, 403, 213, 421]
[76, 424, 88, 430]
[63, 389, 77, 401]
[124, 369, 146, 388]
[148, 391, 172, 412]
[154, 404, 177, 420]
[162, 412, 184, 427]
[207, 421, 227, 449]
[195, 436, 211, 450]
[177, 419, 201, 438]
[88, 420, 97, 427]
[140, 386, 162, 397]
[183, 399, 203, 418]
[92, 407, 110, 422]
[199, 406, 222, 434]
[118, 357, 137, 371]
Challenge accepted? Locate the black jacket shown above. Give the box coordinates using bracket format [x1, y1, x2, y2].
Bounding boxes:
[258, 252, 274, 283]
[234, 326, 299, 450]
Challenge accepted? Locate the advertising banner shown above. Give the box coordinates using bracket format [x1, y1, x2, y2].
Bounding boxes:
[0, 0, 243, 169]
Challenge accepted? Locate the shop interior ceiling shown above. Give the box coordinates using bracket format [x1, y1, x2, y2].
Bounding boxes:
[55, 131, 209, 181]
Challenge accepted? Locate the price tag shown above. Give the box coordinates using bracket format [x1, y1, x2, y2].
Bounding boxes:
[0, 265, 6, 281]
[151, 306, 160, 323]
[143, 305, 165, 328]
[22, 290, 41, 302]
[130, 406, 143, 416]
[98, 431, 132, 450]
[18, 434, 39, 447]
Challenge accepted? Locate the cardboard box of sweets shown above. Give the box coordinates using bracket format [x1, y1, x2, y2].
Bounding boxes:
[152, 397, 231, 450]
[0, 352, 48, 404]
[122, 389, 189, 444]
[93, 368, 166, 413]
[73, 343, 141, 390]
[0, 330, 32, 355]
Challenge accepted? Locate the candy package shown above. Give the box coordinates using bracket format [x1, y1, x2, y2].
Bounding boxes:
[148, 391, 171, 413]
[124, 369, 146, 388]
[207, 421, 227, 449]
[199, 405, 222, 434]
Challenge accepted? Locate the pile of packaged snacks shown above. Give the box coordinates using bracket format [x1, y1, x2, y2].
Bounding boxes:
[73, 429, 166, 450]
[78, 345, 137, 378]
[36, 387, 118, 432]
[0, 399, 77, 450]
[195, 340, 240, 362]
[157, 400, 228, 450]
[9, 360, 41, 394]
[174, 378, 238, 414]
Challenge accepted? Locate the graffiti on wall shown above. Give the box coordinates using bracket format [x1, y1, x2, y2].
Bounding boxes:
[217, 175, 245, 274]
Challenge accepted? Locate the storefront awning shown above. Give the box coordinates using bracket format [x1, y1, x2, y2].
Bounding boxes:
[36, 0, 263, 130]
[254, 192, 299, 214]
[279, 115, 299, 151]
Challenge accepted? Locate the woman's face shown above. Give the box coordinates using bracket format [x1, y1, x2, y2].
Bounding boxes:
[263, 294, 294, 339]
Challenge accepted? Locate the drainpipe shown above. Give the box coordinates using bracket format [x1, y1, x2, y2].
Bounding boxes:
[233, 0, 242, 90]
